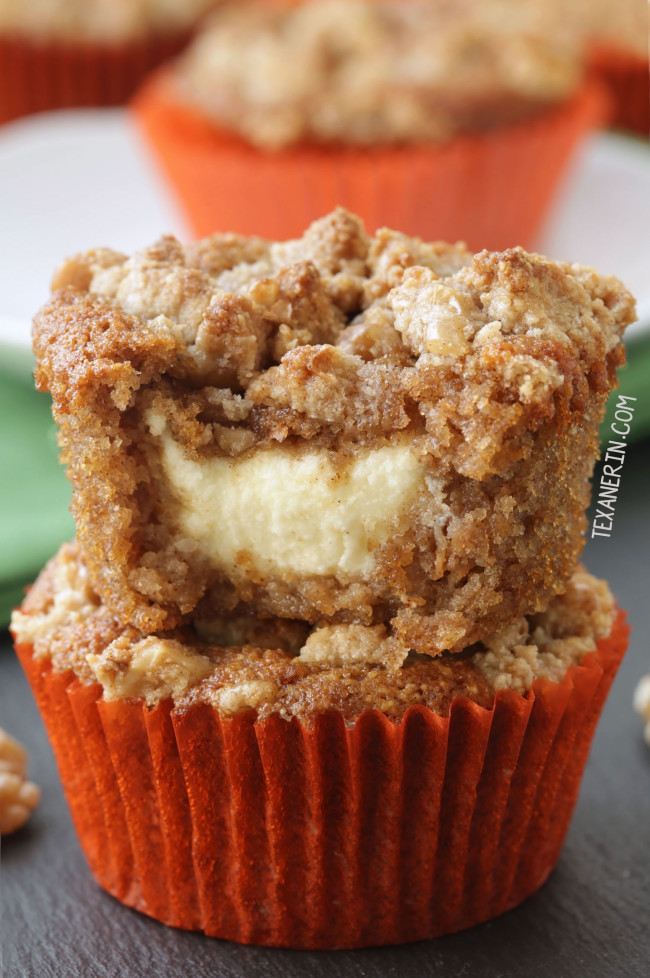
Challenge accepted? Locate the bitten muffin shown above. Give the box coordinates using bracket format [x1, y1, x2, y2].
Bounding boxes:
[132, 0, 604, 247]
[32, 210, 635, 655]
[10, 542, 629, 947]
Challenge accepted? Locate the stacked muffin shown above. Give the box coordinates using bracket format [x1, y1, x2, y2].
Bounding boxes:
[11, 208, 635, 947]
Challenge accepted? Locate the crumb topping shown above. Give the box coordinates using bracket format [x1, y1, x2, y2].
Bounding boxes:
[473, 568, 616, 693]
[173, 0, 584, 149]
[0, 0, 217, 42]
[12, 545, 616, 721]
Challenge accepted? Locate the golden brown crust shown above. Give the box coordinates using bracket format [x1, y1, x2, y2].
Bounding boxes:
[174, 0, 584, 149]
[32, 210, 635, 651]
[11, 544, 616, 722]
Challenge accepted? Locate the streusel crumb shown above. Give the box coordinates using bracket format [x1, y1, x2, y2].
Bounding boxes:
[11, 544, 616, 722]
[0, 728, 41, 835]
[174, 0, 583, 149]
[33, 210, 635, 653]
[0, 0, 217, 42]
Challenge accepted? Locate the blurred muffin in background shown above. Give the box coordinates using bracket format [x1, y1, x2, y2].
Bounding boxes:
[0, 0, 219, 125]
[133, 0, 606, 248]
[581, 0, 649, 137]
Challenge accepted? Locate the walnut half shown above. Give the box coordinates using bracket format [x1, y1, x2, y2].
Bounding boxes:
[0, 728, 41, 835]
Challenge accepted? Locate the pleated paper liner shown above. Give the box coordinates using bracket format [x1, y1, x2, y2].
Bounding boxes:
[132, 72, 608, 251]
[0, 33, 192, 126]
[589, 47, 650, 139]
[14, 609, 628, 950]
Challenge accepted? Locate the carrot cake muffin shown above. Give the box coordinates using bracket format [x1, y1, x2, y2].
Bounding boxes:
[32, 210, 635, 654]
[173, 0, 583, 149]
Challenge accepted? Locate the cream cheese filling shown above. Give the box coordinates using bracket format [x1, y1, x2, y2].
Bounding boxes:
[152, 417, 426, 580]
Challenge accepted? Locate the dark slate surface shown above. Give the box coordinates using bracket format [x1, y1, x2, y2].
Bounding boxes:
[2, 437, 649, 978]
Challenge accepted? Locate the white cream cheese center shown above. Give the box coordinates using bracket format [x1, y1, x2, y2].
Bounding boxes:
[156, 424, 424, 579]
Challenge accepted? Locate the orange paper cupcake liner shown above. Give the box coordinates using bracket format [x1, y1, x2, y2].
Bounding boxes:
[132, 72, 608, 250]
[589, 47, 650, 138]
[14, 610, 628, 949]
[0, 34, 192, 126]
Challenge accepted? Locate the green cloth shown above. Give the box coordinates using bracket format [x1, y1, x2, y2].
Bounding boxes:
[0, 333, 649, 629]
[601, 332, 650, 441]
[0, 349, 74, 626]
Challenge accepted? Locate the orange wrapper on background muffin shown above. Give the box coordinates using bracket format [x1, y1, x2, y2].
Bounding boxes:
[576, 0, 649, 138]
[11, 547, 630, 949]
[0, 0, 218, 125]
[133, 72, 606, 250]
[131, 0, 608, 249]
[589, 46, 649, 139]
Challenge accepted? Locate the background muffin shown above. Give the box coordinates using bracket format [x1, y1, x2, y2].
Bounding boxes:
[0, 0, 219, 124]
[133, 0, 606, 248]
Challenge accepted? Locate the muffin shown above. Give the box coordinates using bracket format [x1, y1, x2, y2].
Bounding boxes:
[0, 0, 218, 125]
[14, 208, 635, 948]
[32, 210, 634, 655]
[11, 543, 629, 947]
[132, 0, 606, 248]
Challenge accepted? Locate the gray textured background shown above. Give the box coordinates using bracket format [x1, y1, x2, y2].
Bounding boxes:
[1, 436, 649, 978]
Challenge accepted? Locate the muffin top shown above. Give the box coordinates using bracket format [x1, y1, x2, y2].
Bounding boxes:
[12, 543, 616, 721]
[36, 208, 633, 484]
[0, 0, 217, 42]
[173, 0, 584, 149]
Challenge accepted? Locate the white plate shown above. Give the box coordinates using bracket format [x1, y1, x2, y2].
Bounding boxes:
[0, 110, 648, 349]
[0, 108, 188, 349]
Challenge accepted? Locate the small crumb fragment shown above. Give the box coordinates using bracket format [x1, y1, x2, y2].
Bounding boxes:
[633, 675, 650, 746]
[0, 728, 41, 835]
[217, 681, 280, 715]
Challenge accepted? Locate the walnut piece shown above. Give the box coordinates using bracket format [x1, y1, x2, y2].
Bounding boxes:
[633, 675, 650, 746]
[0, 728, 41, 835]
